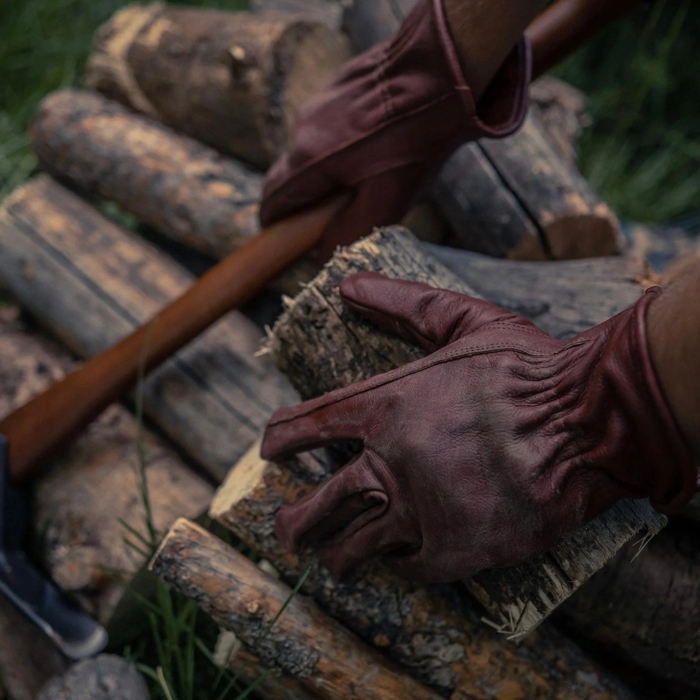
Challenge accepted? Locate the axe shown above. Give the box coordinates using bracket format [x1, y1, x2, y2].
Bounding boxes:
[0, 0, 642, 659]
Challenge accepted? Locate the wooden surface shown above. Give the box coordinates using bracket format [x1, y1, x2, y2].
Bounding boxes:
[0, 304, 213, 624]
[33, 90, 262, 259]
[0, 176, 298, 483]
[343, 0, 620, 261]
[151, 519, 441, 700]
[37, 656, 148, 700]
[556, 519, 700, 698]
[267, 227, 666, 637]
[211, 441, 633, 698]
[85, 4, 351, 168]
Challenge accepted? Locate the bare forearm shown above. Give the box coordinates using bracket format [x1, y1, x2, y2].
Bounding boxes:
[648, 256, 700, 457]
[444, 0, 549, 99]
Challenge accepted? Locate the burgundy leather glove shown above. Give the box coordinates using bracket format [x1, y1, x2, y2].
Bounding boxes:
[261, 273, 698, 583]
[260, 0, 530, 261]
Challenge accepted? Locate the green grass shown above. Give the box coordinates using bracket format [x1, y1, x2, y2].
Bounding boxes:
[555, 0, 700, 225]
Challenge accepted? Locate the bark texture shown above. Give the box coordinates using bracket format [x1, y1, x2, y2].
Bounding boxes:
[85, 4, 352, 168]
[555, 519, 700, 699]
[151, 519, 441, 700]
[267, 228, 665, 636]
[0, 305, 213, 625]
[343, 0, 620, 261]
[210, 441, 633, 699]
[32, 90, 262, 259]
[0, 176, 297, 483]
[252, 0, 344, 30]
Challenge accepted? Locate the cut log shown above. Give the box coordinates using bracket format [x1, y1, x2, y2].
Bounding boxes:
[266, 227, 665, 636]
[32, 90, 262, 260]
[37, 656, 149, 700]
[211, 442, 634, 698]
[151, 518, 441, 700]
[84, 4, 352, 169]
[343, 0, 620, 260]
[30, 89, 443, 292]
[555, 519, 700, 699]
[0, 305, 213, 625]
[0, 176, 298, 483]
[215, 632, 320, 700]
[252, 0, 344, 31]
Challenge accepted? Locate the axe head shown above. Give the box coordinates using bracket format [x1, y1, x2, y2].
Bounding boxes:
[0, 435, 108, 660]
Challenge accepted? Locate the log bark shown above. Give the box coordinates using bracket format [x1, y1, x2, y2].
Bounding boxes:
[0, 175, 298, 483]
[30, 89, 443, 291]
[266, 228, 665, 636]
[0, 305, 214, 625]
[555, 519, 700, 699]
[211, 441, 633, 698]
[151, 518, 441, 700]
[84, 4, 352, 169]
[343, 0, 620, 261]
[216, 633, 321, 700]
[32, 90, 262, 260]
[37, 656, 148, 700]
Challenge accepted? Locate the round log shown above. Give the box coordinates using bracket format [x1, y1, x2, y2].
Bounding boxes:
[85, 4, 352, 168]
[151, 519, 441, 700]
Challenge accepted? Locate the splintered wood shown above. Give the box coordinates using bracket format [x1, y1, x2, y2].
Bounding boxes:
[265, 227, 666, 637]
[151, 519, 441, 700]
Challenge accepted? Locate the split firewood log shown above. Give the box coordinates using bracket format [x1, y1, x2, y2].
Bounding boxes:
[151, 518, 441, 700]
[265, 227, 664, 634]
[0, 175, 297, 483]
[84, 4, 352, 169]
[211, 441, 634, 699]
[343, 0, 620, 260]
[555, 519, 700, 699]
[0, 305, 212, 624]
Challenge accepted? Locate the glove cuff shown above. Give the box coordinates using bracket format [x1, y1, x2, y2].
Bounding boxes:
[634, 288, 699, 513]
[433, 0, 531, 138]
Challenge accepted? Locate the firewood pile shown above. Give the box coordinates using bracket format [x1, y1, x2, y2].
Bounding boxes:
[0, 0, 699, 697]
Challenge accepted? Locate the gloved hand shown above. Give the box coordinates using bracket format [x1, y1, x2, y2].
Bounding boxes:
[261, 273, 698, 583]
[260, 0, 530, 261]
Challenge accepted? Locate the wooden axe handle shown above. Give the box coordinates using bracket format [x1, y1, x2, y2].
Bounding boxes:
[529, 0, 643, 80]
[0, 195, 348, 484]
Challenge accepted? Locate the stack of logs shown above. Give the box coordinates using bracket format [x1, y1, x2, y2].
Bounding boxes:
[0, 0, 699, 698]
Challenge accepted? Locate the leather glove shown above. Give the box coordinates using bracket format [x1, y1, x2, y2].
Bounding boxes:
[261, 273, 698, 583]
[260, 0, 530, 261]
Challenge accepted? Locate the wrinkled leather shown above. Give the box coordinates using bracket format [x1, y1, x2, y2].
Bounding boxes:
[262, 273, 698, 583]
[260, 0, 531, 261]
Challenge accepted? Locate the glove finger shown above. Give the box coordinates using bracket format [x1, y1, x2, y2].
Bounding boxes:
[340, 272, 526, 350]
[261, 382, 380, 461]
[275, 452, 387, 556]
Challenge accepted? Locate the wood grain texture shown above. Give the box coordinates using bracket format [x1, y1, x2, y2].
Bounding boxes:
[0, 176, 298, 483]
[85, 4, 351, 168]
[211, 442, 633, 699]
[555, 519, 700, 699]
[0, 305, 213, 625]
[32, 90, 262, 259]
[267, 227, 666, 637]
[343, 0, 620, 261]
[151, 519, 441, 700]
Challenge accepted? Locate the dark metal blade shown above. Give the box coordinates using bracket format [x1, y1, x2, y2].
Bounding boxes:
[0, 434, 108, 659]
